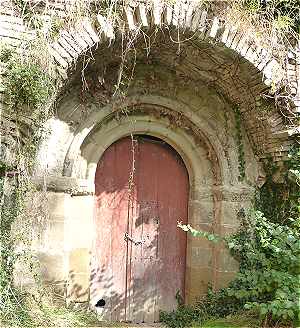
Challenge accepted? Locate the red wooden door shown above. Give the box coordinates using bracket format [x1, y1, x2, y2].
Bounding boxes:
[91, 136, 188, 323]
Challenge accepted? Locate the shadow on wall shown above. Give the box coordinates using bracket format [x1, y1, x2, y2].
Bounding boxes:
[67, 270, 89, 302]
[89, 262, 164, 323]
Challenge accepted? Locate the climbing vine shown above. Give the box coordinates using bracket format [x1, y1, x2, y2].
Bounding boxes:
[0, 42, 56, 326]
[0, 166, 32, 326]
[233, 106, 246, 181]
[256, 144, 300, 225]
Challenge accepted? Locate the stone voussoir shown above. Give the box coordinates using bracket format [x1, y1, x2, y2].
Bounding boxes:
[0, 0, 299, 162]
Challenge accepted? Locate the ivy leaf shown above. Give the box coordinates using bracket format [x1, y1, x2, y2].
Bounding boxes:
[228, 242, 235, 249]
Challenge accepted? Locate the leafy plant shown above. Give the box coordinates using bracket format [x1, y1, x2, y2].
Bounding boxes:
[176, 210, 300, 327]
[233, 106, 245, 181]
[242, 0, 300, 33]
[257, 145, 300, 225]
[227, 211, 299, 323]
[160, 303, 202, 328]
[0, 45, 14, 63]
[3, 59, 54, 110]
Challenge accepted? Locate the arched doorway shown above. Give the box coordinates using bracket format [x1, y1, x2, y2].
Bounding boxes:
[91, 135, 189, 323]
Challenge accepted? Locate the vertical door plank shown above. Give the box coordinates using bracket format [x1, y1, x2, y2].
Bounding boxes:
[94, 138, 136, 321]
[132, 139, 159, 323]
[156, 142, 189, 314]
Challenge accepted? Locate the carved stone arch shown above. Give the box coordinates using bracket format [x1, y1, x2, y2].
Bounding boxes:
[81, 114, 222, 308]
[58, 100, 249, 306]
[62, 96, 230, 185]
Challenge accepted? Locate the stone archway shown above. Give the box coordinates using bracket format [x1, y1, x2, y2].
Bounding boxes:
[5, 0, 297, 312]
[31, 56, 262, 304]
[0, 1, 299, 321]
[1, 0, 298, 165]
[64, 107, 220, 305]
[42, 98, 255, 306]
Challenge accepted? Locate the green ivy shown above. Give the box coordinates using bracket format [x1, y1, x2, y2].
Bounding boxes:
[233, 106, 246, 181]
[0, 46, 54, 326]
[226, 210, 299, 323]
[3, 59, 54, 110]
[0, 159, 41, 326]
[256, 145, 300, 225]
[0, 173, 24, 319]
[242, 0, 300, 33]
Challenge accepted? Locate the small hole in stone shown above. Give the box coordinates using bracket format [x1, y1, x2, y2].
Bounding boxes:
[95, 299, 106, 307]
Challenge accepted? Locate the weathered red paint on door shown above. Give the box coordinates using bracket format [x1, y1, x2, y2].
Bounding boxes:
[91, 136, 188, 323]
